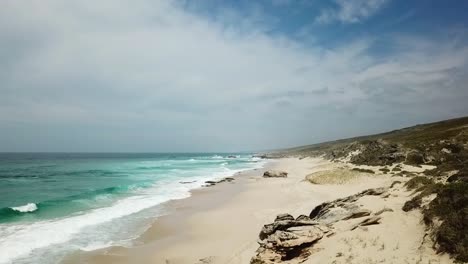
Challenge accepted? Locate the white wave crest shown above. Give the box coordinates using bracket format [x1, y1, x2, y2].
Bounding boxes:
[10, 203, 38, 213]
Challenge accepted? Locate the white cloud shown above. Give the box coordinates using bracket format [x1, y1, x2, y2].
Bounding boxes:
[316, 0, 389, 24]
[0, 0, 467, 151]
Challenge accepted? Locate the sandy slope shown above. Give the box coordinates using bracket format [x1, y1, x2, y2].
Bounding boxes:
[303, 178, 453, 264]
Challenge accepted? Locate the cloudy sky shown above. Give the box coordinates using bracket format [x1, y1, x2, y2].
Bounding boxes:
[1, 0, 468, 152]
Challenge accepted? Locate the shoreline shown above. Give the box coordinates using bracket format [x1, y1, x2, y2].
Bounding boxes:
[62, 159, 276, 264]
[63, 157, 395, 264]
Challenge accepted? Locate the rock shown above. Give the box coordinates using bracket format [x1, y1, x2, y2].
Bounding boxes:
[263, 170, 288, 178]
[295, 215, 310, 221]
[360, 187, 388, 196]
[259, 219, 319, 240]
[309, 188, 387, 222]
[375, 208, 394, 215]
[252, 188, 389, 263]
[351, 216, 381, 230]
[314, 207, 357, 224]
[275, 213, 294, 222]
[203, 177, 236, 187]
[227, 155, 237, 158]
[252, 220, 329, 263]
[265, 225, 325, 248]
[342, 209, 372, 220]
[205, 180, 217, 185]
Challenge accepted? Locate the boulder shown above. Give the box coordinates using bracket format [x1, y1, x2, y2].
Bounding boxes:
[263, 171, 288, 178]
[252, 215, 329, 264]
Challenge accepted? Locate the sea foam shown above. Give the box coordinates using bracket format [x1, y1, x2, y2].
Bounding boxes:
[10, 203, 38, 213]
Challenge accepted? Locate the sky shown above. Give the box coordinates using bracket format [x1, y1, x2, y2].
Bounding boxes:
[1, 0, 468, 152]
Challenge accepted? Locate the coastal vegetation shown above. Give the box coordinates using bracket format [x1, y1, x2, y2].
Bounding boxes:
[264, 116, 468, 263]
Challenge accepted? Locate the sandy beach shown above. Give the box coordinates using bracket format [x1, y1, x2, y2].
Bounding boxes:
[59, 157, 451, 264]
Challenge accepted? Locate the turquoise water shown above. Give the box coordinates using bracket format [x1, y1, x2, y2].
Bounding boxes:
[0, 153, 265, 264]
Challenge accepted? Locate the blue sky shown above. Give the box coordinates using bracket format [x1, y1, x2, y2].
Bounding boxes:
[1, 0, 468, 152]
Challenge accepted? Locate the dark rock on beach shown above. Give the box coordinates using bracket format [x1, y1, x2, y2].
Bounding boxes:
[263, 170, 288, 178]
[203, 177, 235, 187]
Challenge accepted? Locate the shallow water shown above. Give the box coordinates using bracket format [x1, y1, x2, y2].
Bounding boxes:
[0, 153, 265, 264]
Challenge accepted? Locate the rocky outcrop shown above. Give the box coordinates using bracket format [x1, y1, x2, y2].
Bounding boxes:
[342, 209, 372, 220]
[252, 215, 329, 263]
[263, 170, 288, 178]
[252, 188, 387, 263]
[309, 187, 387, 223]
[259, 216, 319, 240]
[203, 177, 235, 187]
[350, 216, 381, 230]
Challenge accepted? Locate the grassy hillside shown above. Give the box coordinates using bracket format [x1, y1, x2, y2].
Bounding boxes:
[276, 116, 468, 262]
[281, 116, 468, 158]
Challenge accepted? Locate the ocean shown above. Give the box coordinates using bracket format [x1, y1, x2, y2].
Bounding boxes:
[0, 153, 265, 264]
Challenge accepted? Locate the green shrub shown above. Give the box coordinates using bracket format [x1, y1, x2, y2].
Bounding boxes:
[351, 168, 375, 174]
[379, 168, 390, 174]
[423, 183, 468, 262]
[402, 177, 443, 212]
[402, 196, 422, 211]
[404, 176, 434, 190]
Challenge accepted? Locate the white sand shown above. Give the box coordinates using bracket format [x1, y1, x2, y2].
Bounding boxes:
[65, 158, 453, 264]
